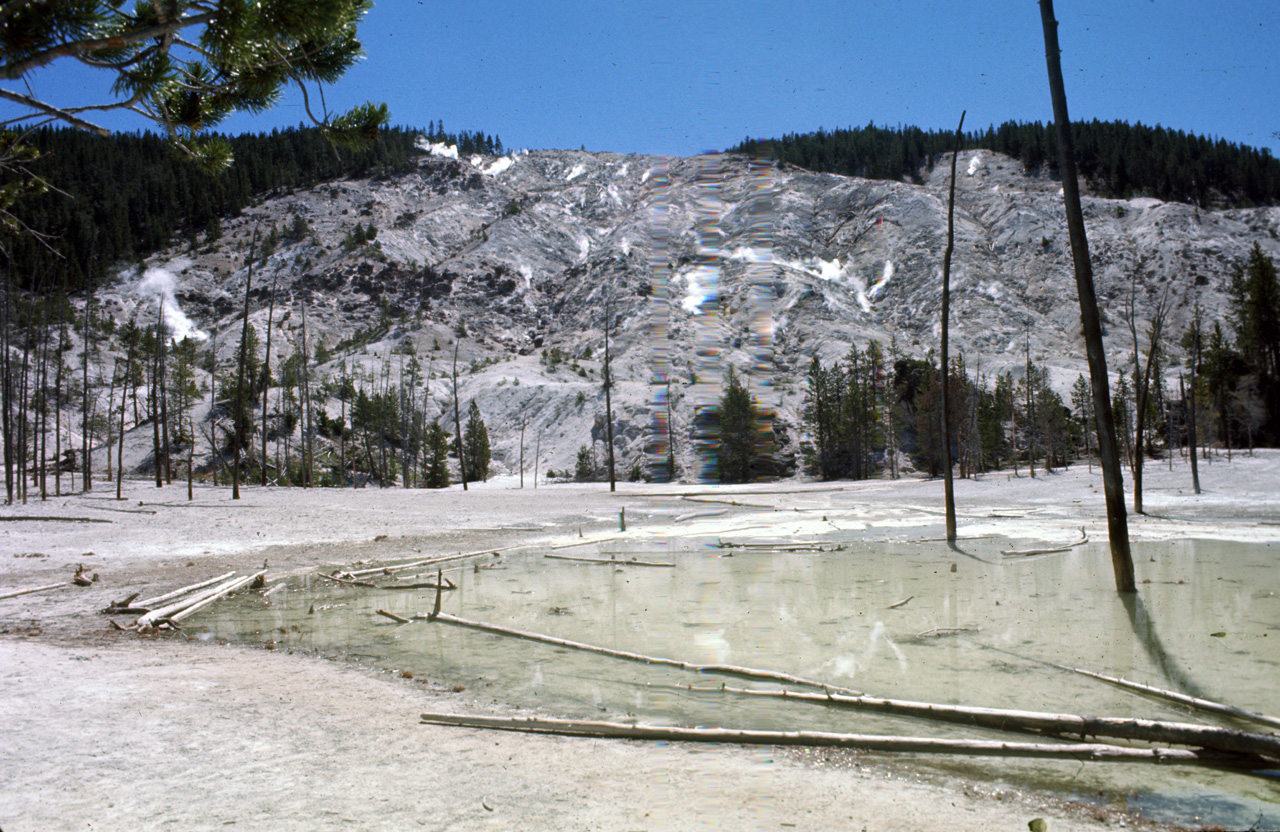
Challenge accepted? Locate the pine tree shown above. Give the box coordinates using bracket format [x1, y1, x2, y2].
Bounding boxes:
[462, 400, 490, 482]
[423, 421, 451, 488]
[717, 366, 758, 483]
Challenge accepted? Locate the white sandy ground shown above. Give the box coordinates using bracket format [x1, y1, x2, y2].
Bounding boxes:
[2, 452, 1279, 831]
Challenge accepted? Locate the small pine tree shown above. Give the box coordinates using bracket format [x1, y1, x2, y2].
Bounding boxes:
[424, 421, 451, 488]
[462, 400, 491, 481]
[574, 444, 596, 481]
[718, 366, 758, 483]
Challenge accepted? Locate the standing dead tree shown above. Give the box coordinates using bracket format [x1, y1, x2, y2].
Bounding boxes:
[1039, 0, 1136, 593]
[939, 110, 965, 542]
[232, 228, 258, 500]
[1127, 279, 1171, 515]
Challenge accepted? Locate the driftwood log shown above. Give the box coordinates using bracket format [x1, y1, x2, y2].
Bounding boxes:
[416, 713, 1266, 767]
[1067, 666, 1280, 732]
[133, 572, 236, 610]
[137, 571, 264, 628]
[544, 554, 675, 567]
[693, 684, 1280, 761]
[0, 582, 67, 600]
[399, 609, 863, 696]
[167, 572, 265, 623]
[339, 546, 521, 579]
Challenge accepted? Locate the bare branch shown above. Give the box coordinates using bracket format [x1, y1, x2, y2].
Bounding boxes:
[0, 89, 111, 135]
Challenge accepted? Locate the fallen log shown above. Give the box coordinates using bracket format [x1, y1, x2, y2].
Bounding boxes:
[409, 610, 864, 696]
[916, 627, 979, 638]
[316, 572, 378, 588]
[262, 582, 287, 597]
[0, 515, 111, 523]
[340, 546, 519, 578]
[416, 713, 1264, 767]
[693, 684, 1280, 761]
[715, 539, 830, 551]
[1067, 666, 1280, 732]
[133, 572, 237, 610]
[137, 574, 245, 627]
[378, 581, 456, 591]
[544, 554, 675, 567]
[167, 572, 265, 624]
[887, 596, 914, 610]
[1001, 526, 1088, 556]
[0, 582, 67, 600]
[377, 609, 412, 623]
[550, 537, 622, 550]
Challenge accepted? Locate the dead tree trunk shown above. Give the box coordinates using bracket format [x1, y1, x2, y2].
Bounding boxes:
[604, 287, 617, 492]
[260, 269, 279, 487]
[232, 228, 259, 500]
[452, 340, 467, 490]
[1129, 283, 1170, 515]
[939, 110, 965, 542]
[1039, 0, 1135, 593]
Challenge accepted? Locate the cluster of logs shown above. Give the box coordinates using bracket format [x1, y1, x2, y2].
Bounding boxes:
[103, 570, 266, 632]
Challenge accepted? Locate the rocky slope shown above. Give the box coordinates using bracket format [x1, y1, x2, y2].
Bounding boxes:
[88, 140, 1280, 481]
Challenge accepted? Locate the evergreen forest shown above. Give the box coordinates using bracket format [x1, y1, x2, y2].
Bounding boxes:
[1, 122, 503, 293]
[731, 119, 1280, 208]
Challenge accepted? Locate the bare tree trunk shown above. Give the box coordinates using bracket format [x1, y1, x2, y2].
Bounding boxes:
[1024, 328, 1036, 479]
[260, 270, 278, 487]
[1186, 307, 1202, 495]
[233, 228, 259, 500]
[55, 292, 66, 496]
[1040, 0, 1135, 593]
[604, 288, 617, 492]
[37, 294, 48, 501]
[519, 416, 526, 489]
[116, 358, 127, 501]
[300, 301, 313, 487]
[939, 111, 965, 542]
[152, 303, 164, 488]
[1129, 285, 1170, 515]
[452, 340, 467, 490]
[1, 271, 12, 504]
[81, 292, 93, 491]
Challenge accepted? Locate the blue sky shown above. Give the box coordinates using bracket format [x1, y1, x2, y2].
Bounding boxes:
[5, 0, 1278, 158]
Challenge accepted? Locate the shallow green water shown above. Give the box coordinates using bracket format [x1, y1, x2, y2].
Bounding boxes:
[195, 536, 1280, 828]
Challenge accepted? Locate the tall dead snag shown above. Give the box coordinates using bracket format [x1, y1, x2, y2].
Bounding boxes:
[604, 285, 617, 492]
[1128, 282, 1170, 515]
[1185, 303, 1202, 494]
[1039, 0, 1135, 593]
[260, 269, 278, 487]
[451, 340, 467, 490]
[939, 110, 965, 543]
[232, 228, 259, 500]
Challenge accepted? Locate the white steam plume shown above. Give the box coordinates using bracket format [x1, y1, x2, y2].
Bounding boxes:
[137, 265, 208, 342]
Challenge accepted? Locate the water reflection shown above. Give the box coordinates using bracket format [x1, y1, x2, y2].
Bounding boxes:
[197, 537, 1280, 828]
